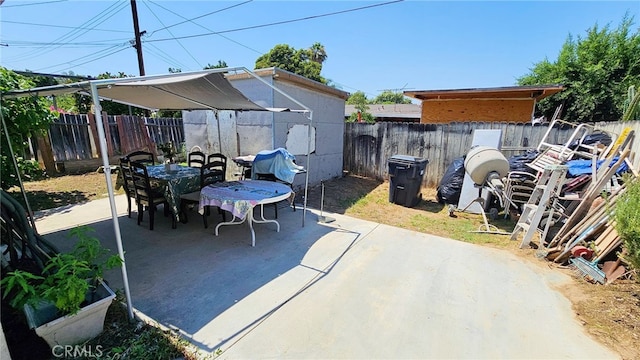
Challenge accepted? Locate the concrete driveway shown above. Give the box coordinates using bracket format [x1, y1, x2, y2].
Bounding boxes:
[36, 195, 618, 359]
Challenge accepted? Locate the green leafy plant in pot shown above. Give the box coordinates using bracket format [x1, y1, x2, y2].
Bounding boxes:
[1, 225, 123, 347]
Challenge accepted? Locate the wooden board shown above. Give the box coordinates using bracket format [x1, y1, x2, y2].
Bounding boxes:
[421, 99, 534, 123]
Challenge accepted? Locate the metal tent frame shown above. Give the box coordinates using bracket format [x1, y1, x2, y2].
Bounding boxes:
[2, 67, 314, 320]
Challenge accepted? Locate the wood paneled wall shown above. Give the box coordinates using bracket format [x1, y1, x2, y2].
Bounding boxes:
[420, 99, 535, 123]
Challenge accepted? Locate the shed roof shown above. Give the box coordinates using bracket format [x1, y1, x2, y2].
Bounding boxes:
[227, 67, 349, 100]
[404, 85, 564, 101]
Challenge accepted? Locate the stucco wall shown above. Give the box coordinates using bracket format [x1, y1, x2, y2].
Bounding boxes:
[271, 80, 345, 186]
[183, 70, 346, 188]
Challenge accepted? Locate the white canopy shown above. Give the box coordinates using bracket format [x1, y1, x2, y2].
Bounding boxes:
[4, 70, 267, 111]
[2, 67, 313, 320]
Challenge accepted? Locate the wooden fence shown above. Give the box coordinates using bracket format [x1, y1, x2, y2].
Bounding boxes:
[47, 114, 184, 162]
[344, 121, 640, 187]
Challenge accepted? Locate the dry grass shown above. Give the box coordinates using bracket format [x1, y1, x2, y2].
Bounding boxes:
[7, 172, 640, 359]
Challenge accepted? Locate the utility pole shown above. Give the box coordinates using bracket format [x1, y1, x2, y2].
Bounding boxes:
[130, 0, 145, 76]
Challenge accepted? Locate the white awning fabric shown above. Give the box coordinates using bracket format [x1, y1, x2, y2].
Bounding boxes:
[2, 71, 266, 111]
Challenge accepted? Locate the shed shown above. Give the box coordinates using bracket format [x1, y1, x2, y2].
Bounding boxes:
[183, 67, 349, 187]
[404, 85, 563, 124]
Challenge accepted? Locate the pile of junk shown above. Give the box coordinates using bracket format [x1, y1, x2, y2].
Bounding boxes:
[437, 120, 637, 285]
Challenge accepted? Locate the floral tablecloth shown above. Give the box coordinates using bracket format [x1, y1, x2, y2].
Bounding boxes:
[198, 180, 292, 220]
[114, 164, 200, 223]
[143, 165, 201, 222]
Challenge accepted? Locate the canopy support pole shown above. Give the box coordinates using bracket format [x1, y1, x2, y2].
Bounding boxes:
[90, 83, 134, 320]
[0, 112, 38, 232]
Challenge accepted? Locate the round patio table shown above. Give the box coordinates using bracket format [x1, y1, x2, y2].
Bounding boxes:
[198, 180, 292, 246]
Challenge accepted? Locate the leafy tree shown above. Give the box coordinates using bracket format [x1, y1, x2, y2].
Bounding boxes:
[346, 91, 370, 105]
[168, 67, 182, 73]
[255, 43, 326, 83]
[0, 67, 56, 189]
[204, 60, 228, 69]
[518, 15, 640, 122]
[372, 90, 411, 104]
[346, 91, 374, 123]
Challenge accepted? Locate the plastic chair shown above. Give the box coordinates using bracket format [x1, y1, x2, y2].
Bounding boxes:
[130, 162, 173, 230]
[188, 151, 206, 168]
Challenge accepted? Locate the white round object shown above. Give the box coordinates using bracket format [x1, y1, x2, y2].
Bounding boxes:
[464, 146, 509, 185]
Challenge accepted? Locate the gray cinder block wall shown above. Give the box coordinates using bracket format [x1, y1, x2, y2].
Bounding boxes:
[183, 68, 348, 188]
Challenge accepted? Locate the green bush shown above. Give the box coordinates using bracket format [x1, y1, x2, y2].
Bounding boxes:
[615, 176, 640, 277]
[1, 156, 47, 190]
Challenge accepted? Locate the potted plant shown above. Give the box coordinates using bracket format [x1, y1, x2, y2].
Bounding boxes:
[158, 141, 178, 171]
[1, 225, 122, 348]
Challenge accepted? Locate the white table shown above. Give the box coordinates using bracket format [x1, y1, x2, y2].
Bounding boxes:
[198, 180, 292, 246]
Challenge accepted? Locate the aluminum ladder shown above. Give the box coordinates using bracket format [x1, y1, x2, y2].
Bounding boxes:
[510, 165, 568, 249]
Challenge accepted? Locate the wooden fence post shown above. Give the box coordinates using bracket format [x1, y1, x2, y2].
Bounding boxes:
[87, 113, 100, 157]
[36, 132, 57, 174]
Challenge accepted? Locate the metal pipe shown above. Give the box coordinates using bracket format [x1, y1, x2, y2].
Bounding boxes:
[0, 110, 37, 232]
[89, 82, 135, 320]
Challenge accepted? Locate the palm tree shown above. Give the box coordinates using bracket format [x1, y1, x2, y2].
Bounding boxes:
[308, 42, 327, 64]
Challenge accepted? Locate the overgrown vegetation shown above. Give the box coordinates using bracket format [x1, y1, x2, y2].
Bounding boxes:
[616, 176, 640, 276]
[518, 14, 640, 122]
[0, 67, 57, 190]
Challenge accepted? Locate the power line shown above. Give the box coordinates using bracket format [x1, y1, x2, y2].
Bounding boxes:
[52, 46, 131, 74]
[2, 39, 131, 46]
[145, 42, 189, 71]
[0, 0, 67, 8]
[0, 20, 131, 33]
[5, 1, 129, 63]
[146, 0, 253, 38]
[145, 0, 404, 43]
[35, 43, 129, 72]
[141, 0, 202, 69]
[50, 46, 131, 74]
[147, 0, 263, 55]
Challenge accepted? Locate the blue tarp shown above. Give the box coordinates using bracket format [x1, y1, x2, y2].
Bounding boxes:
[566, 157, 629, 177]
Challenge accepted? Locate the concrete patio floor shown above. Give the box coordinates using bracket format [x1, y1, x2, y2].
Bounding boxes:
[35, 195, 618, 359]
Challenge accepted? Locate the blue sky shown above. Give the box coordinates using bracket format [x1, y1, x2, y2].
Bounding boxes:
[1, 1, 638, 98]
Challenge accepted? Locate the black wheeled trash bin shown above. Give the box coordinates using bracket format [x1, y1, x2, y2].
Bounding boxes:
[388, 155, 429, 207]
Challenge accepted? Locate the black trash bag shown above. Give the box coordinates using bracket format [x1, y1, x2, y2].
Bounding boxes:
[569, 132, 612, 149]
[436, 156, 465, 205]
[508, 150, 539, 178]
